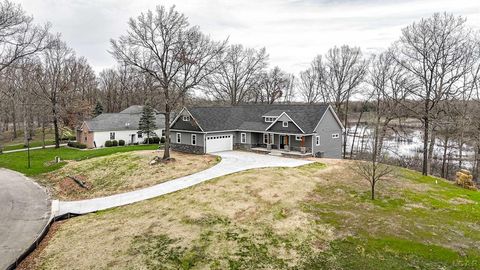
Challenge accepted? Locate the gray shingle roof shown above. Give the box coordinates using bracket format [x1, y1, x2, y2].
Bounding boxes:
[120, 105, 160, 114]
[85, 111, 165, 132]
[186, 104, 330, 133]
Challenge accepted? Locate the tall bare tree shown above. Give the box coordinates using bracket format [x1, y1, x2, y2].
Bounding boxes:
[110, 5, 226, 159]
[33, 36, 75, 148]
[0, 0, 50, 72]
[393, 13, 476, 175]
[255, 66, 291, 104]
[205, 44, 267, 105]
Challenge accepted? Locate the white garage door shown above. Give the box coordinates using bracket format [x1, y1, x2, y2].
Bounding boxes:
[206, 134, 233, 153]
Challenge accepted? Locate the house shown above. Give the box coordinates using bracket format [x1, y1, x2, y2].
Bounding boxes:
[76, 105, 165, 148]
[169, 104, 344, 158]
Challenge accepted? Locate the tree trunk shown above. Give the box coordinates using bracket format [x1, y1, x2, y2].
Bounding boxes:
[422, 118, 429, 175]
[428, 130, 436, 175]
[52, 103, 60, 148]
[441, 136, 449, 178]
[342, 101, 350, 159]
[41, 118, 46, 149]
[163, 105, 171, 160]
[22, 104, 29, 147]
[349, 109, 364, 159]
[371, 181, 375, 200]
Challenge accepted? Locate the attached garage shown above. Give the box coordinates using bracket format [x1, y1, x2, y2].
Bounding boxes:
[205, 134, 233, 153]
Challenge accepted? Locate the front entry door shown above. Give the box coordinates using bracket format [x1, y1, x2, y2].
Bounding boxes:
[279, 135, 289, 149]
[130, 134, 135, 144]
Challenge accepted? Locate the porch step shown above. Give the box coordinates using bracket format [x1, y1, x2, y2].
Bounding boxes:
[269, 152, 283, 157]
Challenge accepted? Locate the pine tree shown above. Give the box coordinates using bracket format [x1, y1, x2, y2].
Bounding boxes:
[93, 101, 104, 117]
[139, 104, 157, 144]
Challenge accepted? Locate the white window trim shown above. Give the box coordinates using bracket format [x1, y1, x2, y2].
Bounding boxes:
[110, 132, 115, 140]
[191, 134, 196, 145]
[182, 116, 190, 121]
[316, 135, 320, 146]
[270, 133, 274, 144]
[282, 121, 288, 127]
[295, 135, 302, 141]
[332, 133, 340, 139]
[241, 133, 247, 144]
[263, 133, 268, 144]
[176, 133, 181, 143]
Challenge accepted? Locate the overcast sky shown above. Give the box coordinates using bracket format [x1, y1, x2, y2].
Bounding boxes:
[15, 0, 480, 74]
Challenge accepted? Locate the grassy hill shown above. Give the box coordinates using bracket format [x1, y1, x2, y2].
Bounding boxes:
[23, 160, 480, 270]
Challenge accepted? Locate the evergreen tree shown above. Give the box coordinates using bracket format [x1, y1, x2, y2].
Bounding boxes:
[139, 104, 157, 144]
[93, 101, 104, 117]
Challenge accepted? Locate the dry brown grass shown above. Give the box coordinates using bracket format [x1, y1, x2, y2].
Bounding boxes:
[26, 159, 480, 269]
[36, 150, 218, 200]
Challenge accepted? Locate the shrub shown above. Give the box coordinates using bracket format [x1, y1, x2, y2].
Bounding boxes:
[455, 170, 477, 190]
[119, 140, 125, 146]
[152, 137, 160, 144]
[112, 140, 118, 147]
[144, 137, 155, 144]
[67, 141, 87, 149]
[105, 140, 113, 147]
[160, 137, 166, 144]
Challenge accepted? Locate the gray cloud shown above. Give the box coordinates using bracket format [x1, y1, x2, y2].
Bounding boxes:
[15, 0, 480, 74]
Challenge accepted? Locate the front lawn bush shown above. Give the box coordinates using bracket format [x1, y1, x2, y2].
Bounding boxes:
[105, 140, 113, 147]
[67, 141, 87, 149]
[119, 140, 125, 146]
[112, 140, 118, 147]
[152, 137, 160, 144]
[160, 137, 166, 144]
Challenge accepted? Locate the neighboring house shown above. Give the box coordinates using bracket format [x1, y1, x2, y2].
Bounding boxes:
[169, 104, 344, 158]
[76, 105, 165, 148]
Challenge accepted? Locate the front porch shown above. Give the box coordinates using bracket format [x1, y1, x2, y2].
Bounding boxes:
[248, 132, 313, 157]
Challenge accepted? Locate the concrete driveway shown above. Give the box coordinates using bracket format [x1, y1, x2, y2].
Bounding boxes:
[55, 151, 312, 216]
[0, 169, 51, 270]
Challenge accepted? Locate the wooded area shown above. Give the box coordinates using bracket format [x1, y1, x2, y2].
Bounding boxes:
[1, 2, 479, 182]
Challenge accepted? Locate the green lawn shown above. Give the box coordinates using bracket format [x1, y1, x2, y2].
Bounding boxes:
[0, 145, 160, 176]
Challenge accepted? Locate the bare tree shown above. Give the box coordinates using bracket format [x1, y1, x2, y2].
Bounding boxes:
[110, 5, 226, 159]
[33, 36, 75, 148]
[393, 13, 476, 175]
[205, 44, 267, 105]
[255, 66, 291, 104]
[0, 0, 50, 72]
[298, 55, 325, 104]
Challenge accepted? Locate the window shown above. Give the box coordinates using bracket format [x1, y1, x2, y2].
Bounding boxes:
[161, 130, 166, 137]
[332, 133, 340, 139]
[182, 115, 190, 121]
[295, 135, 302, 141]
[241, 133, 247, 144]
[191, 134, 197, 145]
[316, 136, 320, 146]
[110, 132, 115, 140]
[282, 121, 288, 127]
[265, 117, 276, 123]
[137, 131, 143, 138]
[263, 133, 274, 144]
[176, 133, 181, 143]
[84, 137, 87, 142]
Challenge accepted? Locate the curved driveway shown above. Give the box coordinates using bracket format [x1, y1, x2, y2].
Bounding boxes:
[55, 151, 312, 216]
[0, 168, 51, 270]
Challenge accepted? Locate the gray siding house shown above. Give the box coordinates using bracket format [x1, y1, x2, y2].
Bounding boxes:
[169, 104, 344, 158]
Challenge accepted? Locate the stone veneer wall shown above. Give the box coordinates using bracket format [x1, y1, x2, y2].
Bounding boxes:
[234, 143, 252, 150]
[170, 143, 205, 154]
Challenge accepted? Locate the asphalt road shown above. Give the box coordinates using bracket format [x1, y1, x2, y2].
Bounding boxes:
[0, 168, 50, 270]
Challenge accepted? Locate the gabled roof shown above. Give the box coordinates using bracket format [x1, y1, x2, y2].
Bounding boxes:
[84, 106, 165, 132]
[178, 104, 332, 133]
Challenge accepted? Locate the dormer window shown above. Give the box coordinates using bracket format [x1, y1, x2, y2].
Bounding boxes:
[265, 117, 276, 123]
[283, 121, 288, 127]
[182, 116, 190, 121]
[125, 122, 130, 127]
